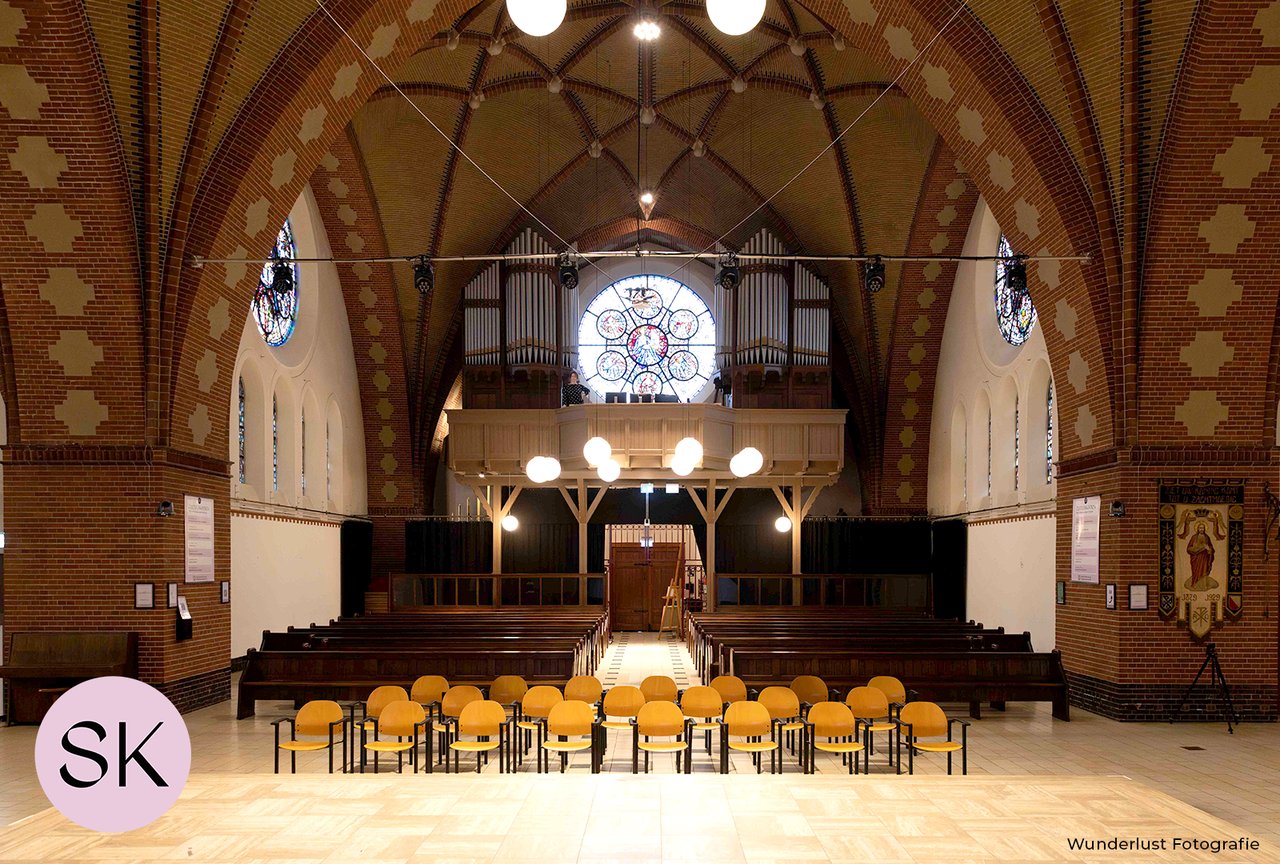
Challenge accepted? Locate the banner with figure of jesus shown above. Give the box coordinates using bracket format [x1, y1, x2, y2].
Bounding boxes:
[1158, 480, 1244, 638]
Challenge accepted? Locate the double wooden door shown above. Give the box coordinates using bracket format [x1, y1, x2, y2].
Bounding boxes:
[610, 542, 683, 631]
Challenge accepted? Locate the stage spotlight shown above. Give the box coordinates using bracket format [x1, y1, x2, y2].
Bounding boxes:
[558, 253, 579, 290]
[774, 516, 792, 533]
[507, 0, 566, 37]
[716, 253, 740, 291]
[413, 257, 434, 295]
[502, 514, 519, 532]
[1005, 255, 1028, 294]
[864, 255, 885, 294]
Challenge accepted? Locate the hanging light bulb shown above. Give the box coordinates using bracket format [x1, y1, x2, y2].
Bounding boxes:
[634, 17, 661, 41]
[597, 457, 621, 483]
[506, 0, 567, 37]
[671, 456, 695, 477]
[674, 437, 703, 464]
[583, 436, 612, 467]
[729, 446, 764, 478]
[502, 514, 520, 531]
[774, 516, 792, 533]
[707, 0, 765, 36]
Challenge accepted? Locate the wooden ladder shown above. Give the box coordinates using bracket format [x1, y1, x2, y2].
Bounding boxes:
[658, 571, 682, 638]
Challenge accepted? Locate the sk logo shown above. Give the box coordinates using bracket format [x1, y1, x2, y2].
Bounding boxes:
[34, 677, 192, 832]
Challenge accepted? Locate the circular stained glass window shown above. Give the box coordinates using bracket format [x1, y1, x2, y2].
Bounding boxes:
[253, 220, 300, 347]
[578, 274, 716, 402]
[994, 233, 1036, 346]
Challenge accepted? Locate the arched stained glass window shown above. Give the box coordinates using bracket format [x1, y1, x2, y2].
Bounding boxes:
[577, 274, 716, 402]
[253, 220, 300, 347]
[995, 234, 1036, 346]
[238, 378, 246, 484]
[1014, 393, 1020, 491]
[301, 408, 307, 496]
[1046, 380, 1055, 483]
[272, 395, 279, 493]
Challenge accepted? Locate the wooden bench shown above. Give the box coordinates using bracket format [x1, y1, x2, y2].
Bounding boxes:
[731, 648, 1070, 721]
[1, 631, 139, 724]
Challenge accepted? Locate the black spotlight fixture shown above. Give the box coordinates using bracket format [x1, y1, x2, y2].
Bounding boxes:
[1005, 254, 1028, 294]
[558, 253, 579, 290]
[268, 258, 295, 317]
[413, 256, 434, 296]
[715, 252, 740, 291]
[863, 255, 885, 294]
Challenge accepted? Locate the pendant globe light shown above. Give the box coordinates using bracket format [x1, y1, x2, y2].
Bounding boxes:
[707, 0, 765, 36]
[583, 436, 612, 468]
[507, 0, 567, 37]
[597, 457, 621, 484]
[729, 446, 764, 478]
[674, 436, 703, 464]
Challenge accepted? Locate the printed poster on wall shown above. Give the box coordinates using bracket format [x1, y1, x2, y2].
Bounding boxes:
[184, 495, 215, 583]
[1071, 495, 1100, 584]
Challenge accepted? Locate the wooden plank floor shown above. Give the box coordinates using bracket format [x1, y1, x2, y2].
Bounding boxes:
[0, 773, 1272, 863]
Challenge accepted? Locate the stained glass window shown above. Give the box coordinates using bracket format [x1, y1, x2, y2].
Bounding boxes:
[1013, 394, 1020, 491]
[272, 395, 279, 493]
[1046, 380, 1054, 483]
[253, 220, 300, 347]
[301, 409, 307, 496]
[577, 274, 716, 402]
[238, 378, 246, 484]
[994, 234, 1036, 346]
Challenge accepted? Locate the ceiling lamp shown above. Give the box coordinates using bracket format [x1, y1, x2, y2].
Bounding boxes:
[507, 0, 567, 37]
[597, 457, 621, 484]
[671, 457, 695, 477]
[774, 515, 792, 533]
[674, 437, 703, 464]
[634, 17, 661, 41]
[525, 456, 561, 484]
[1005, 255, 1028, 294]
[729, 446, 764, 478]
[558, 253, 579, 290]
[639, 191, 655, 207]
[715, 253, 740, 291]
[707, 0, 765, 36]
[583, 436, 612, 467]
[502, 514, 520, 532]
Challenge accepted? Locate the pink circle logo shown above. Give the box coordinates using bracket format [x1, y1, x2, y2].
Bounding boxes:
[34, 677, 191, 833]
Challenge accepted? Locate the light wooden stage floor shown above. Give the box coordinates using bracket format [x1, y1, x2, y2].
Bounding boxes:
[0, 773, 1273, 864]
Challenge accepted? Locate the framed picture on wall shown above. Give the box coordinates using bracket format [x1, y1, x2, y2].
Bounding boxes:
[1129, 583, 1149, 611]
[220, 581, 230, 604]
[1105, 583, 1117, 610]
[167, 583, 178, 608]
[134, 582, 155, 609]
[1055, 581, 1066, 605]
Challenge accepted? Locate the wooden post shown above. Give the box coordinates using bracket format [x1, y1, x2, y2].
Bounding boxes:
[491, 484, 504, 576]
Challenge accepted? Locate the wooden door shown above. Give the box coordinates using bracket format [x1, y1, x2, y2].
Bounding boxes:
[610, 543, 684, 631]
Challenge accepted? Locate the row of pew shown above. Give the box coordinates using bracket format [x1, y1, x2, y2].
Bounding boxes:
[237, 610, 608, 719]
[686, 609, 1070, 721]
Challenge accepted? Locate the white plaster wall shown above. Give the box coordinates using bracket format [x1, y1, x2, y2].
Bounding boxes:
[229, 185, 367, 656]
[966, 516, 1057, 651]
[929, 197, 1058, 645]
[230, 515, 342, 656]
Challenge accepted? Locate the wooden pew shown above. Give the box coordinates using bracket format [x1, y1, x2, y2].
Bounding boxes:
[730, 648, 1070, 721]
[1, 632, 139, 724]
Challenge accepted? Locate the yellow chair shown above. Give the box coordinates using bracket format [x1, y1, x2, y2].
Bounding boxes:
[600, 685, 645, 730]
[869, 675, 910, 715]
[632, 701, 690, 774]
[490, 675, 529, 716]
[565, 675, 604, 709]
[361, 699, 429, 774]
[804, 702, 864, 775]
[410, 675, 449, 720]
[640, 674, 679, 703]
[789, 675, 831, 710]
[272, 700, 347, 774]
[758, 686, 806, 769]
[680, 685, 724, 757]
[438, 684, 484, 764]
[355, 685, 408, 771]
[515, 685, 563, 767]
[718, 701, 779, 774]
[847, 685, 897, 770]
[448, 700, 510, 773]
[540, 700, 601, 773]
[709, 674, 747, 706]
[896, 701, 970, 775]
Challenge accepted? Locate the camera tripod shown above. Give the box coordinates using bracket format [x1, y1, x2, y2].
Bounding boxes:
[1170, 643, 1241, 733]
